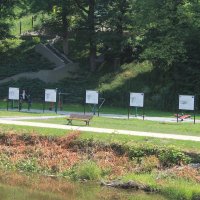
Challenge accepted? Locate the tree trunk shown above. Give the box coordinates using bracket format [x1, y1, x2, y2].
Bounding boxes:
[62, 8, 69, 55]
[88, 0, 96, 72]
[63, 31, 69, 55]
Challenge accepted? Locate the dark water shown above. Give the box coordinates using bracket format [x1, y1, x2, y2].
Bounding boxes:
[0, 172, 168, 200]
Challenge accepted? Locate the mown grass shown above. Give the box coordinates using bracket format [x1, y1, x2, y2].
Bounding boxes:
[0, 101, 195, 117]
[0, 110, 56, 117]
[26, 116, 200, 136]
[0, 101, 175, 116]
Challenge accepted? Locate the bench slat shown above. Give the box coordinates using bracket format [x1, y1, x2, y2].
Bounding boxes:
[66, 114, 93, 126]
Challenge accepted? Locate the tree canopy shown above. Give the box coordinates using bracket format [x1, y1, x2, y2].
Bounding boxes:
[0, 0, 200, 109]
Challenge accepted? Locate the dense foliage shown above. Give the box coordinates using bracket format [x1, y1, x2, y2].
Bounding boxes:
[0, 0, 200, 109]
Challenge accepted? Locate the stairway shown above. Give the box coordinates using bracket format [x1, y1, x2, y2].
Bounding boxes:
[0, 41, 79, 84]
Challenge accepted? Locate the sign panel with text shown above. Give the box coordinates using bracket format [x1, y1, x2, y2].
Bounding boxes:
[179, 95, 194, 111]
[8, 87, 19, 100]
[45, 89, 57, 103]
[130, 93, 144, 107]
[86, 90, 99, 104]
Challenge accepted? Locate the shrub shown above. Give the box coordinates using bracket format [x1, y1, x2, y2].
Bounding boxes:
[16, 158, 39, 173]
[75, 160, 102, 181]
[138, 155, 160, 173]
[158, 147, 191, 167]
[32, 36, 40, 43]
[126, 144, 190, 167]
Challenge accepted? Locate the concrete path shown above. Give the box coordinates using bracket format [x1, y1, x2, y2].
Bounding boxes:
[2, 108, 198, 123]
[0, 119, 200, 142]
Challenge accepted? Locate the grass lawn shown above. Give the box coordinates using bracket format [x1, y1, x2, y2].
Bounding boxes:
[122, 173, 200, 200]
[0, 110, 56, 117]
[0, 101, 197, 117]
[25, 116, 200, 136]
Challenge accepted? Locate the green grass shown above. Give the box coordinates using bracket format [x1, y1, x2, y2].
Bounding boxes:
[0, 110, 56, 117]
[0, 101, 190, 117]
[25, 116, 200, 136]
[10, 10, 50, 36]
[122, 173, 200, 200]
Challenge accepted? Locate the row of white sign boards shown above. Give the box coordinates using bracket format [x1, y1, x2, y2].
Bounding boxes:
[8, 88, 99, 104]
[130, 93, 195, 111]
[8, 87, 195, 111]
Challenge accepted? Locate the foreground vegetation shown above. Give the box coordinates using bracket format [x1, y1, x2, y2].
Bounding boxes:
[0, 130, 199, 200]
[0, 123, 200, 154]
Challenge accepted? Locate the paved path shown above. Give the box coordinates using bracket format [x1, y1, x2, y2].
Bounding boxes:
[0, 119, 200, 142]
[2, 108, 198, 123]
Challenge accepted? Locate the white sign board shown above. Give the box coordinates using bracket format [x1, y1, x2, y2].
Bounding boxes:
[179, 95, 194, 111]
[86, 90, 99, 104]
[8, 87, 19, 100]
[45, 89, 57, 103]
[130, 93, 144, 107]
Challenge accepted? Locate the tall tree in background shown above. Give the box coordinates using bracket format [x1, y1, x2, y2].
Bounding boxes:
[107, 0, 130, 52]
[75, 0, 97, 71]
[29, 0, 75, 55]
[130, 0, 200, 107]
[0, 0, 23, 39]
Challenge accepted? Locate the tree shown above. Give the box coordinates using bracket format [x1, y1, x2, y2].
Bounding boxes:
[0, 0, 22, 39]
[29, 0, 75, 55]
[75, 0, 97, 71]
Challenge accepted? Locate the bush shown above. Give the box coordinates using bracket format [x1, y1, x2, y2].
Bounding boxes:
[74, 160, 102, 181]
[158, 147, 191, 167]
[16, 158, 39, 173]
[125, 144, 190, 167]
[139, 155, 160, 173]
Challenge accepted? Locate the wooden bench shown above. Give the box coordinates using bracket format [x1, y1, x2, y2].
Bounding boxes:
[66, 114, 93, 126]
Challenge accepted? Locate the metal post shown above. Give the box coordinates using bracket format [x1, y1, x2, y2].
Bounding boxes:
[98, 105, 100, 117]
[177, 110, 179, 123]
[194, 96, 196, 124]
[135, 107, 138, 117]
[128, 106, 130, 119]
[12, 100, 14, 109]
[143, 107, 145, 120]
[58, 92, 61, 111]
[43, 101, 45, 113]
[55, 88, 58, 114]
[18, 100, 21, 112]
[7, 99, 9, 111]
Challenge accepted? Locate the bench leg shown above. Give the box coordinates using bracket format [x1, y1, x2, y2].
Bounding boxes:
[67, 119, 72, 125]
